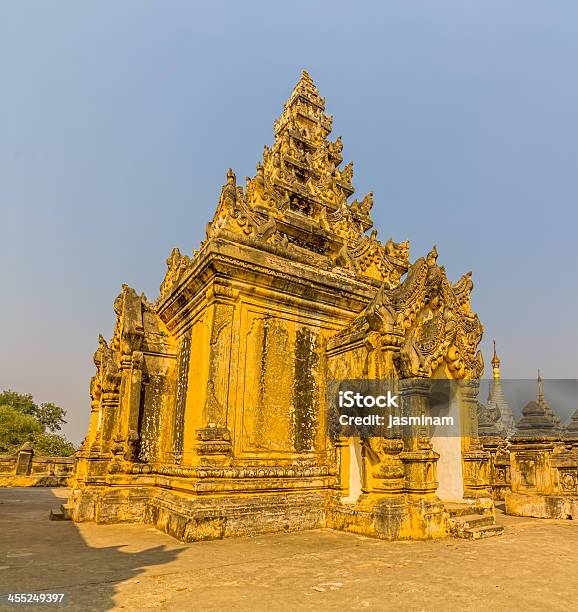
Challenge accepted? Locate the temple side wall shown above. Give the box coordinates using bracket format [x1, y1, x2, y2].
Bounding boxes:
[68, 248, 377, 540]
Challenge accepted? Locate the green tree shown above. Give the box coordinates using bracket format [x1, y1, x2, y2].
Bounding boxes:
[0, 390, 76, 456]
[30, 432, 76, 456]
[37, 402, 66, 432]
[0, 390, 38, 416]
[0, 405, 43, 454]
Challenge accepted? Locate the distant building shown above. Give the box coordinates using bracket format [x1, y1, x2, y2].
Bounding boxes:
[485, 342, 516, 437]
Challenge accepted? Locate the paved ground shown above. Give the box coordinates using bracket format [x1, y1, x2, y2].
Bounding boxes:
[0, 489, 577, 612]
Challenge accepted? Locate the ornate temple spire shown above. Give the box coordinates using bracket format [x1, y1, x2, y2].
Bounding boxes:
[485, 342, 515, 436]
[197, 70, 411, 289]
[491, 340, 501, 381]
[266, 68, 357, 218]
[534, 369, 561, 428]
[537, 369, 544, 403]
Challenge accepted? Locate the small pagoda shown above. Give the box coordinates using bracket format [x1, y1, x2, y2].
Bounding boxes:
[515, 371, 562, 437]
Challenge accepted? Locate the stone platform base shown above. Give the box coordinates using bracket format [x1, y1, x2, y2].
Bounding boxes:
[146, 489, 328, 541]
[69, 486, 328, 541]
[327, 494, 447, 540]
[505, 492, 578, 520]
[68, 487, 498, 542]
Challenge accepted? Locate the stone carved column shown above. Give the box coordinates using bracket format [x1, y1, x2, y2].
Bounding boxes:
[85, 375, 102, 452]
[334, 436, 351, 497]
[364, 333, 381, 379]
[399, 378, 439, 496]
[109, 354, 131, 464]
[172, 330, 191, 464]
[194, 282, 237, 466]
[125, 352, 143, 461]
[99, 380, 121, 456]
[110, 351, 143, 468]
[91, 335, 121, 456]
[99, 398, 118, 455]
[73, 378, 103, 483]
[359, 442, 370, 495]
[363, 437, 405, 495]
[459, 379, 491, 498]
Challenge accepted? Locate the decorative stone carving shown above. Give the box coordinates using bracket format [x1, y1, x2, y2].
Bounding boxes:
[202, 70, 409, 286]
[160, 248, 190, 297]
[195, 426, 233, 466]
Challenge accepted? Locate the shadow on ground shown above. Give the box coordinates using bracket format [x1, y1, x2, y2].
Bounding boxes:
[0, 488, 185, 611]
[1, 488, 578, 611]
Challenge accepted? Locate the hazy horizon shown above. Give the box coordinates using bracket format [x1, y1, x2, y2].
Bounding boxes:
[1, 2, 577, 444]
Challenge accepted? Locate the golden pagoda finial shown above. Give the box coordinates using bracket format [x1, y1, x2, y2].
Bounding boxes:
[537, 369, 544, 403]
[491, 340, 501, 381]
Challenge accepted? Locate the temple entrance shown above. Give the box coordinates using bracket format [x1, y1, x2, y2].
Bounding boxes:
[430, 384, 464, 500]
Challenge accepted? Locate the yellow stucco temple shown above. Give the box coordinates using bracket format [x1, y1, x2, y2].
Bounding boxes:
[67, 71, 507, 541]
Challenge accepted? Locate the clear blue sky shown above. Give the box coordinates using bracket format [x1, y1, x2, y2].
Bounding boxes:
[1, 2, 577, 443]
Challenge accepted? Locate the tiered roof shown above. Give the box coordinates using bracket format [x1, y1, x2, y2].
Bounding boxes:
[516, 371, 562, 437]
[160, 71, 413, 300]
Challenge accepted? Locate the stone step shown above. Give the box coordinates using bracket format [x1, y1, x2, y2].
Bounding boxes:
[61, 504, 72, 520]
[49, 508, 65, 521]
[450, 513, 494, 530]
[444, 501, 489, 518]
[461, 524, 504, 540]
[49, 504, 72, 521]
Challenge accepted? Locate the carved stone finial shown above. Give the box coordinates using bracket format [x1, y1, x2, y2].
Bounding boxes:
[426, 245, 438, 266]
[160, 247, 190, 297]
